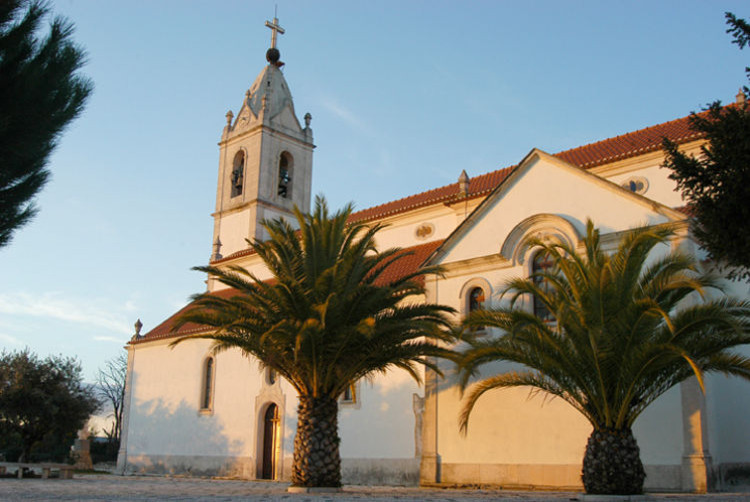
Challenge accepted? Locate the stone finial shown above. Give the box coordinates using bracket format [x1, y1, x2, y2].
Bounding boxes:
[737, 87, 746, 105]
[130, 318, 143, 342]
[211, 237, 223, 261]
[458, 170, 470, 197]
[225, 110, 234, 126]
[304, 112, 312, 128]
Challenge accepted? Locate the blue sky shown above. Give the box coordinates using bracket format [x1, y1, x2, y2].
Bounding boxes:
[1, 0, 748, 381]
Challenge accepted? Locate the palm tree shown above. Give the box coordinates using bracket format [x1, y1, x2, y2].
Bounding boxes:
[172, 197, 456, 488]
[459, 220, 750, 495]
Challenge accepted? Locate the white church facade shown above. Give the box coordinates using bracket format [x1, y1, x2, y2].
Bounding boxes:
[116, 20, 750, 492]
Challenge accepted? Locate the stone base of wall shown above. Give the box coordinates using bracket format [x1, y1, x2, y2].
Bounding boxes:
[123, 455, 255, 479]
[341, 458, 419, 485]
[718, 462, 750, 491]
[121, 455, 418, 485]
[435, 463, 682, 492]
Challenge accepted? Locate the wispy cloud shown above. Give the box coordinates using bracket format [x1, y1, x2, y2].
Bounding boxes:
[0, 292, 132, 335]
[320, 98, 374, 137]
[0, 333, 22, 346]
[93, 335, 126, 343]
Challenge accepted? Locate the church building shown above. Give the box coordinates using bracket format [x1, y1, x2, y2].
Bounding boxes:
[116, 18, 750, 492]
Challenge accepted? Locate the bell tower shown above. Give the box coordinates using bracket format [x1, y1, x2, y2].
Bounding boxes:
[210, 16, 314, 262]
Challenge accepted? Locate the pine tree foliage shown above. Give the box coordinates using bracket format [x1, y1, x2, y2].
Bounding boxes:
[662, 12, 750, 280]
[172, 196, 456, 487]
[458, 221, 750, 494]
[0, 0, 92, 248]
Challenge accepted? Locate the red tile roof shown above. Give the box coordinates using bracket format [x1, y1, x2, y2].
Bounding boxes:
[373, 239, 444, 287]
[212, 247, 256, 264]
[137, 239, 445, 343]
[132, 287, 239, 344]
[349, 112, 702, 223]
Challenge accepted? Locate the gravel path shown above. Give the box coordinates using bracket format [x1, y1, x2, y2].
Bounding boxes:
[1, 474, 750, 502]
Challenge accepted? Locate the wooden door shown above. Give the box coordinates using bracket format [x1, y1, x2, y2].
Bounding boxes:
[261, 404, 278, 479]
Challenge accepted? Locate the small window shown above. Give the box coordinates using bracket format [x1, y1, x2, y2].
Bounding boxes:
[340, 384, 357, 404]
[265, 368, 277, 386]
[278, 152, 293, 198]
[231, 151, 245, 198]
[620, 176, 648, 195]
[201, 357, 215, 411]
[468, 287, 485, 313]
[532, 251, 555, 323]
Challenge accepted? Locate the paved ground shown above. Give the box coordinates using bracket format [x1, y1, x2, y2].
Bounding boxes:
[1, 474, 750, 502]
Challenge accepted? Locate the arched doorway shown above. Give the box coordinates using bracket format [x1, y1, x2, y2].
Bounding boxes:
[261, 403, 279, 479]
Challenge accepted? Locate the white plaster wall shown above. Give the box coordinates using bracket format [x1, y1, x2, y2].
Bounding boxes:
[127, 336, 420, 472]
[371, 204, 475, 251]
[690, 276, 750, 466]
[126, 339, 303, 463]
[439, 158, 672, 266]
[438, 365, 591, 465]
[218, 210, 252, 258]
[606, 164, 685, 209]
[339, 368, 423, 459]
[632, 386, 683, 464]
[128, 340, 254, 458]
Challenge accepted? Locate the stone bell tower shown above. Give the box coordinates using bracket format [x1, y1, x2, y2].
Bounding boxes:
[210, 16, 314, 262]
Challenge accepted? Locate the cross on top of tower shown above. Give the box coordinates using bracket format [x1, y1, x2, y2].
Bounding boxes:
[265, 16, 284, 49]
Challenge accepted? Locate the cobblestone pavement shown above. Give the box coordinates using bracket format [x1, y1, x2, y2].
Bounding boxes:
[1, 475, 750, 502]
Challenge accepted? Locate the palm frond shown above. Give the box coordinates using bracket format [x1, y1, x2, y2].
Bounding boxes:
[459, 218, 750, 431]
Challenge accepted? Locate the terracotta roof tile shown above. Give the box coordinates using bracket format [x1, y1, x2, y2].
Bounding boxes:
[350, 112, 701, 223]
[138, 239, 445, 344]
[373, 239, 445, 287]
[132, 287, 239, 344]
[211, 247, 257, 264]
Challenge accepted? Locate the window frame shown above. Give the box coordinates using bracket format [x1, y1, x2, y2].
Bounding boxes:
[230, 151, 245, 198]
[277, 151, 293, 199]
[339, 382, 361, 409]
[531, 250, 556, 324]
[199, 356, 216, 413]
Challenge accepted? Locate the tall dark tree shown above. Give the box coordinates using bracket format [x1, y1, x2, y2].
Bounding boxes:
[459, 221, 750, 495]
[0, 349, 100, 462]
[0, 0, 92, 248]
[662, 12, 750, 280]
[173, 197, 456, 488]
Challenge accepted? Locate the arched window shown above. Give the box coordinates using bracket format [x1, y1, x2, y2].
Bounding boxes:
[231, 151, 245, 198]
[278, 152, 293, 198]
[201, 357, 215, 410]
[468, 287, 485, 313]
[532, 251, 554, 323]
[340, 383, 357, 404]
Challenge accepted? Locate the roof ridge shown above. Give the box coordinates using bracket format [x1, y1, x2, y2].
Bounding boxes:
[554, 111, 701, 164]
[350, 109, 703, 222]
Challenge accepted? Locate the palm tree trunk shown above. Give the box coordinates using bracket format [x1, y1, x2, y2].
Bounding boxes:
[582, 427, 646, 494]
[291, 395, 341, 487]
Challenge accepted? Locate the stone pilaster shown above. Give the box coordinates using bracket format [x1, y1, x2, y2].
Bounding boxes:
[420, 275, 442, 485]
[672, 232, 714, 492]
[680, 377, 714, 492]
[419, 364, 440, 485]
